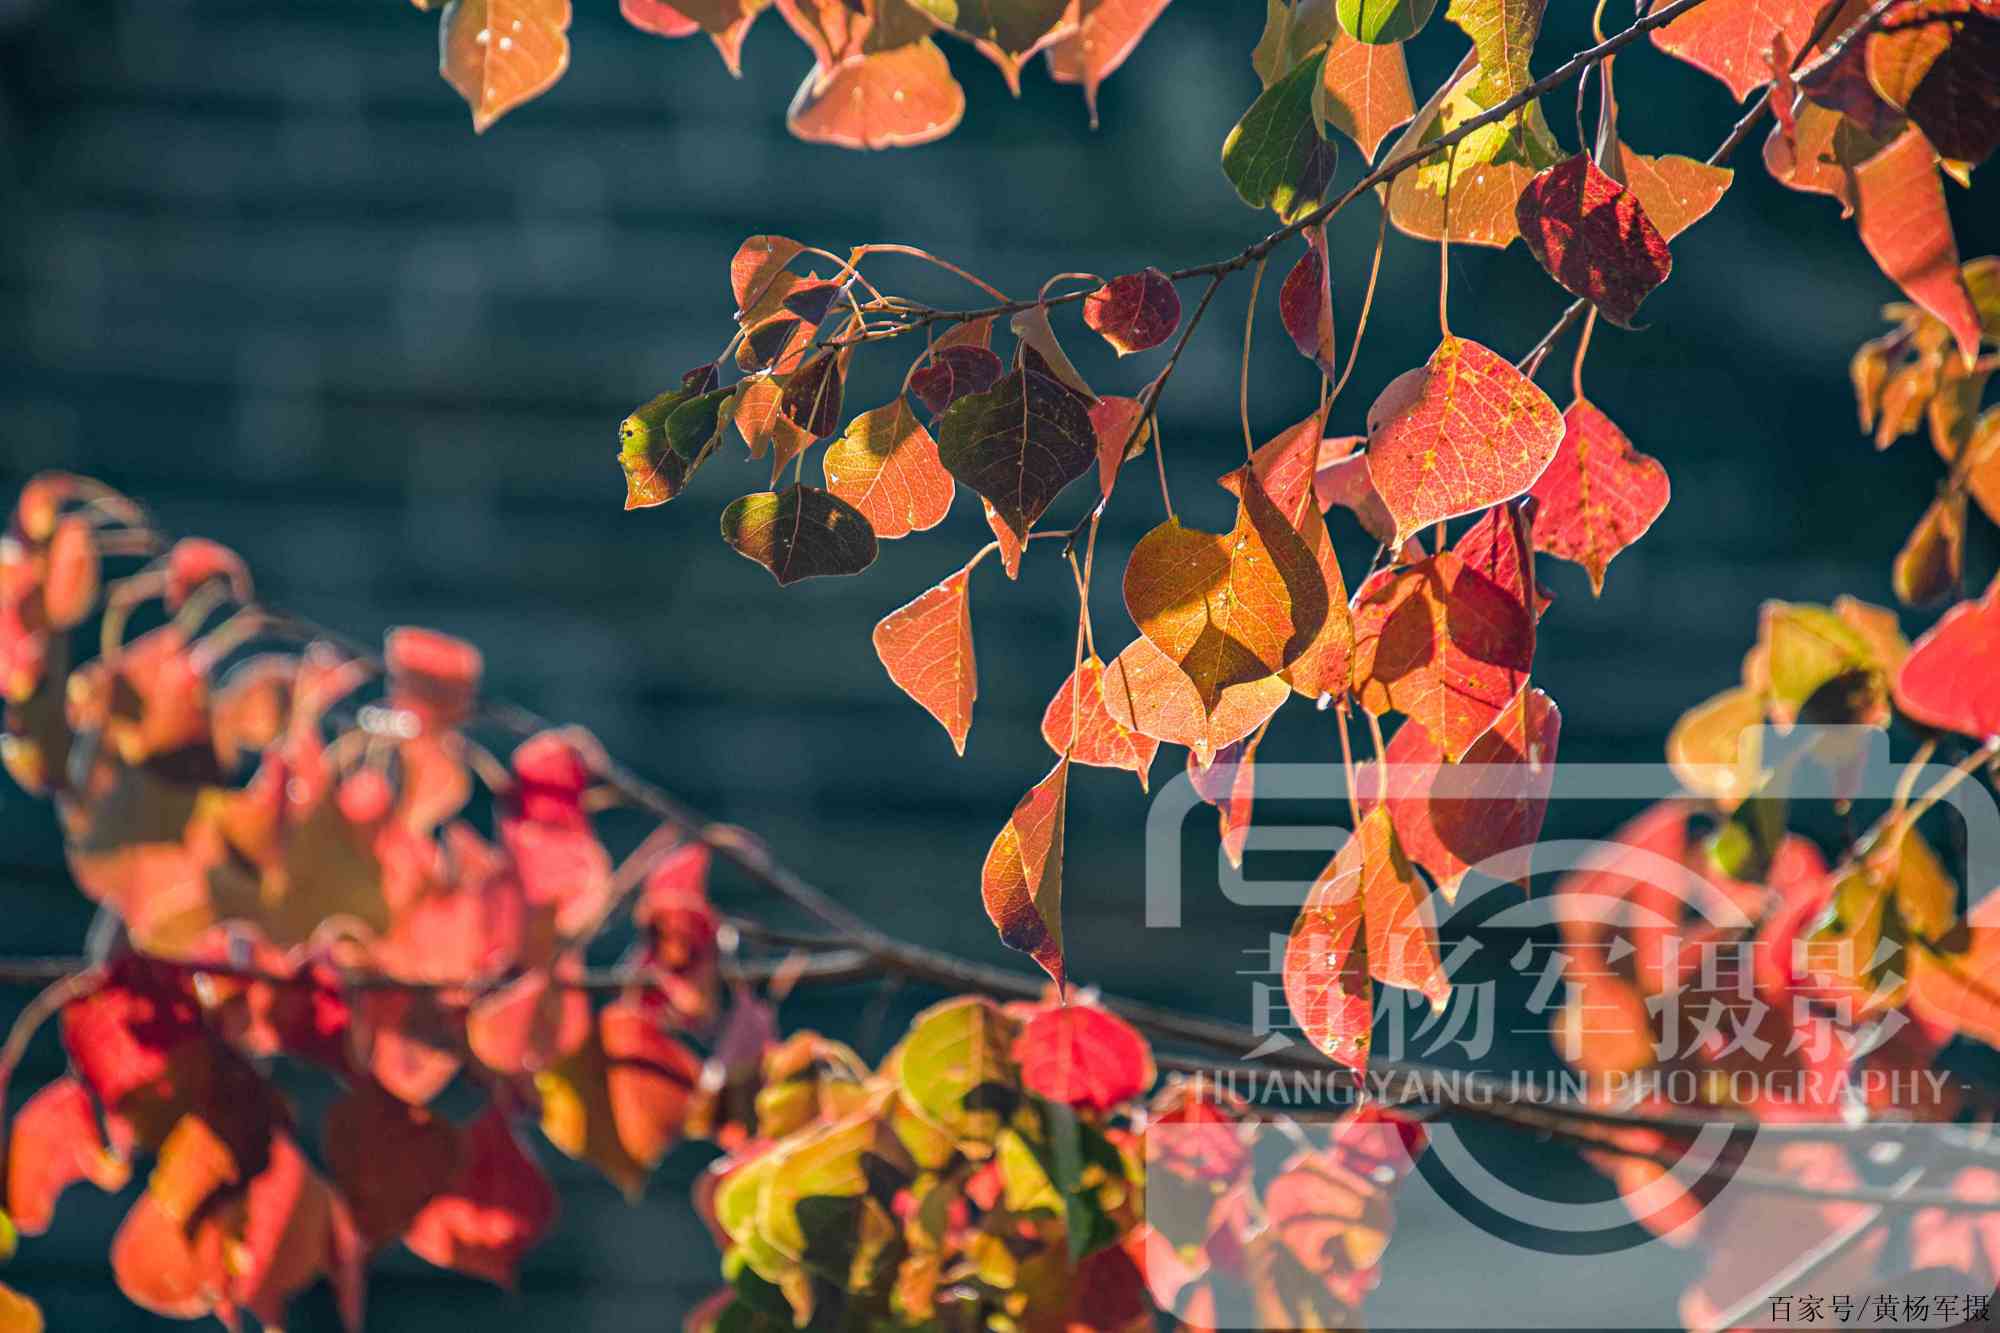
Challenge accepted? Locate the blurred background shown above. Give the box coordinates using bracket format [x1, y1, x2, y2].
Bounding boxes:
[1, 0, 1997, 1327]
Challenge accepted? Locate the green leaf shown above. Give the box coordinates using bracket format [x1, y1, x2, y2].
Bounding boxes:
[1337, 0, 1438, 43]
[905, 0, 1070, 55]
[1444, 0, 1542, 104]
[720, 484, 879, 586]
[1222, 46, 1338, 222]
[936, 369, 1096, 539]
[896, 996, 1020, 1143]
[667, 386, 737, 463]
[620, 386, 700, 510]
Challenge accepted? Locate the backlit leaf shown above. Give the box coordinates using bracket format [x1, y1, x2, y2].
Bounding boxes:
[1041, 653, 1160, 788]
[936, 368, 1097, 539]
[1365, 336, 1564, 547]
[1318, 22, 1415, 158]
[623, 0, 698, 35]
[1090, 394, 1151, 498]
[1376, 686, 1561, 900]
[1338, 0, 1438, 43]
[731, 235, 804, 319]
[1893, 491, 1967, 606]
[872, 564, 977, 754]
[1046, 0, 1174, 127]
[1279, 228, 1336, 377]
[910, 344, 1004, 417]
[439, 0, 571, 132]
[1853, 126, 1984, 363]
[1894, 588, 2000, 738]
[6, 1076, 130, 1234]
[1617, 147, 1734, 241]
[404, 1108, 558, 1288]
[1222, 47, 1337, 223]
[1444, 0, 1541, 104]
[1123, 472, 1329, 714]
[1383, 56, 1562, 247]
[1284, 846, 1371, 1069]
[665, 0, 769, 76]
[324, 1082, 460, 1248]
[1866, 3, 2000, 166]
[1764, 100, 1889, 216]
[822, 400, 953, 538]
[1649, 0, 1824, 101]
[897, 995, 1021, 1141]
[720, 484, 879, 585]
[1528, 397, 1671, 593]
[1189, 730, 1266, 869]
[779, 349, 847, 439]
[1515, 154, 1674, 328]
[1760, 599, 1892, 727]
[909, 0, 1073, 92]
[1083, 268, 1181, 355]
[620, 385, 723, 510]
[1099, 635, 1291, 764]
[0, 1285, 40, 1333]
[1666, 685, 1765, 809]
[982, 756, 1071, 991]
[1014, 1004, 1155, 1112]
[1351, 550, 1535, 760]
[788, 38, 966, 149]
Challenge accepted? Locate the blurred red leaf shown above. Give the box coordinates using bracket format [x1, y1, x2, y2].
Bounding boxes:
[1013, 1003, 1155, 1111]
[404, 1108, 558, 1288]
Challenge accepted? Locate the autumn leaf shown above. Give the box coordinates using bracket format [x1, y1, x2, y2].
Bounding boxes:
[1649, 0, 1824, 101]
[936, 368, 1097, 539]
[1099, 634, 1291, 764]
[1046, 0, 1173, 127]
[1318, 23, 1415, 159]
[1090, 394, 1151, 499]
[6, 1076, 131, 1234]
[1364, 335, 1564, 547]
[872, 564, 977, 754]
[0, 1284, 40, 1333]
[1894, 588, 2000, 738]
[1617, 147, 1734, 241]
[822, 400, 954, 538]
[1893, 491, 1967, 606]
[910, 344, 1004, 418]
[1351, 550, 1535, 761]
[779, 349, 847, 439]
[1189, 730, 1266, 870]
[1279, 228, 1336, 377]
[908, 0, 1072, 92]
[1444, 0, 1542, 104]
[1384, 54, 1562, 247]
[538, 1000, 701, 1197]
[404, 1108, 558, 1288]
[982, 756, 1071, 992]
[1868, 7, 2000, 167]
[1083, 268, 1182, 355]
[1338, 0, 1438, 43]
[1374, 686, 1561, 900]
[788, 38, 966, 149]
[896, 995, 1021, 1141]
[1041, 653, 1160, 788]
[1222, 46, 1337, 223]
[439, 0, 572, 132]
[1764, 100, 1889, 217]
[324, 1082, 461, 1248]
[623, 0, 698, 36]
[1515, 154, 1674, 328]
[1528, 397, 1671, 593]
[1853, 126, 1984, 363]
[1124, 471, 1328, 714]
[720, 483, 879, 585]
[1013, 1003, 1155, 1111]
[619, 384, 731, 510]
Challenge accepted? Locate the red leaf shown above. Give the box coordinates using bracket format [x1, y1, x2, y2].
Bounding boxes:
[466, 970, 590, 1076]
[501, 733, 611, 937]
[5, 1076, 131, 1234]
[1278, 229, 1336, 377]
[1373, 686, 1562, 902]
[598, 997, 703, 1173]
[385, 626, 483, 734]
[1852, 125, 1983, 363]
[873, 564, 977, 755]
[1649, 0, 1826, 101]
[982, 756, 1071, 994]
[1190, 731, 1266, 871]
[404, 1108, 558, 1288]
[1516, 154, 1674, 328]
[1284, 833, 1371, 1071]
[1045, 0, 1171, 126]
[1364, 336, 1564, 548]
[909, 345, 1004, 417]
[1528, 397, 1671, 593]
[164, 537, 252, 610]
[1894, 589, 2000, 738]
[1012, 1003, 1156, 1111]
[1041, 653, 1160, 789]
[324, 1082, 461, 1249]
[822, 400, 954, 539]
[1320, 27, 1415, 160]
[778, 350, 846, 440]
[1091, 394, 1151, 499]
[231, 1133, 356, 1332]
[1084, 267, 1182, 355]
[621, 0, 698, 36]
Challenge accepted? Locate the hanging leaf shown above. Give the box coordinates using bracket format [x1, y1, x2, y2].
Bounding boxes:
[439, 0, 572, 132]
[623, 0, 698, 35]
[1515, 154, 1674, 328]
[1452, 495, 1548, 620]
[404, 1108, 558, 1288]
[1618, 148, 1734, 241]
[1365, 336, 1564, 547]
[1046, 0, 1174, 128]
[1013, 1004, 1156, 1112]
[720, 484, 879, 585]
[779, 349, 847, 440]
[1351, 551, 1535, 761]
[1337, 0, 1438, 43]
[822, 401, 954, 538]
[323, 1083, 460, 1248]
[1892, 491, 1967, 606]
[619, 385, 731, 509]
[1894, 589, 2000, 738]
[1278, 228, 1336, 377]
[1852, 126, 1983, 364]
[1099, 634, 1291, 764]
[1444, 0, 1542, 103]
[1666, 685, 1766, 809]
[1189, 730, 1266, 869]
[1374, 686, 1560, 901]
[872, 565, 977, 755]
[1222, 47, 1337, 223]
[937, 368, 1097, 539]
[1383, 55, 1562, 247]
[983, 497, 1026, 579]
[897, 996, 1021, 1141]
[1124, 472, 1329, 714]
[1083, 268, 1182, 355]
[1318, 23, 1416, 159]
[910, 345, 1004, 417]
[1528, 397, 1671, 593]
[1764, 101, 1889, 217]
[6, 1077, 131, 1234]
[1090, 394, 1151, 498]
[788, 38, 966, 149]
[1868, 8, 2000, 168]
[1649, 0, 1825, 101]
[907, 0, 1074, 92]
[1041, 653, 1160, 788]
[982, 756, 1072, 992]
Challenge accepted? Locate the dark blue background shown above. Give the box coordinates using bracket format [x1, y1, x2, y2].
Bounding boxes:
[1, 0, 1996, 1326]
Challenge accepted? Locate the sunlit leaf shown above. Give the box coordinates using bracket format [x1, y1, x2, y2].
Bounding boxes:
[788, 38, 966, 149]
[1337, 0, 1438, 43]
[982, 756, 1072, 991]
[1760, 599, 1892, 727]
[623, 0, 698, 36]
[0, 1284, 41, 1333]
[908, 0, 1074, 91]
[1189, 730, 1266, 869]
[439, 0, 572, 132]
[1364, 335, 1563, 547]
[1853, 126, 1984, 363]
[909, 345, 1004, 416]
[1865, 4, 2000, 167]
[1894, 587, 2000, 738]
[1099, 634, 1291, 764]
[1444, 0, 1541, 103]
[1384, 55, 1562, 247]
[1528, 397, 1671, 593]
[1090, 394, 1151, 498]
[872, 564, 977, 754]
[1649, 0, 1824, 101]
[720, 484, 879, 585]
[1318, 22, 1415, 158]
[1013, 1003, 1155, 1111]
[1515, 154, 1673, 328]
[5, 1076, 131, 1234]
[1278, 228, 1336, 377]
[822, 400, 954, 538]
[1041, 653, 1160, 788]
[1665, 685, 1766, 809]
[897, 995, 1021, 1142]
[1083, 268, 1181, 355]
[937, 368, 1097, 539]
[1222, 46, 1337, 223]
[1616, 146, 1734, 242]
[1046, 0, 1173, 127]
[404, 1108, 558, 1288]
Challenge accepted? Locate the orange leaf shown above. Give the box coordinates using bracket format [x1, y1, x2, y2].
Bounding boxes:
[1189, 728, 1266, 870]
[822, 400, 954, 539]
[599, 998, 702, 1174]
[1853, 126, 1983, 363]
[982, 756, 1071, 993]
[1364, 336, 1564, 548]
[1616, 144, 1733, 242]
[0, 1283, 42, 1333]
[1090, 394, 1151, 499]
[873, 564, 977, 755]
[1045, 0, 1172, 126]
[1284, 836, 1371, 1071]
[439, 0, 572, 133]
[1528, 397, 1671, 594]
[1099, 634, 1290, 765]
[1124, 472, 1328, 715]
[1649, 0, 1825, 101]
[5, 1076, 130, 1234]
[1041, 653, 1160, 788]
[787, 38, 966, 149]
[1320, 27, 1415, 160]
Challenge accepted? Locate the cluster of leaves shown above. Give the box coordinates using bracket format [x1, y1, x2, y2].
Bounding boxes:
[421, 0, 1175, 143]
[0, 475, 745, 1328]
[689, 992, 1428, 1333]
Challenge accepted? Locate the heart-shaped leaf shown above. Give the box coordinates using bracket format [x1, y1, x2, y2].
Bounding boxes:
[1083, 268, 1181, 355]
[937, 368, 1097, 539]
[823, 400, 954, 539]
[721, 484, 879, 586]
[873, 565, 977, 754]
[1516, 154, 1673, 328]
[1041, 653, 1159, 789]
[1222, 46, 1337, 222]
[1528, 397, 1671, 594]
[439, 0, 572, 132]
[1895, 589, 2000, 739]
